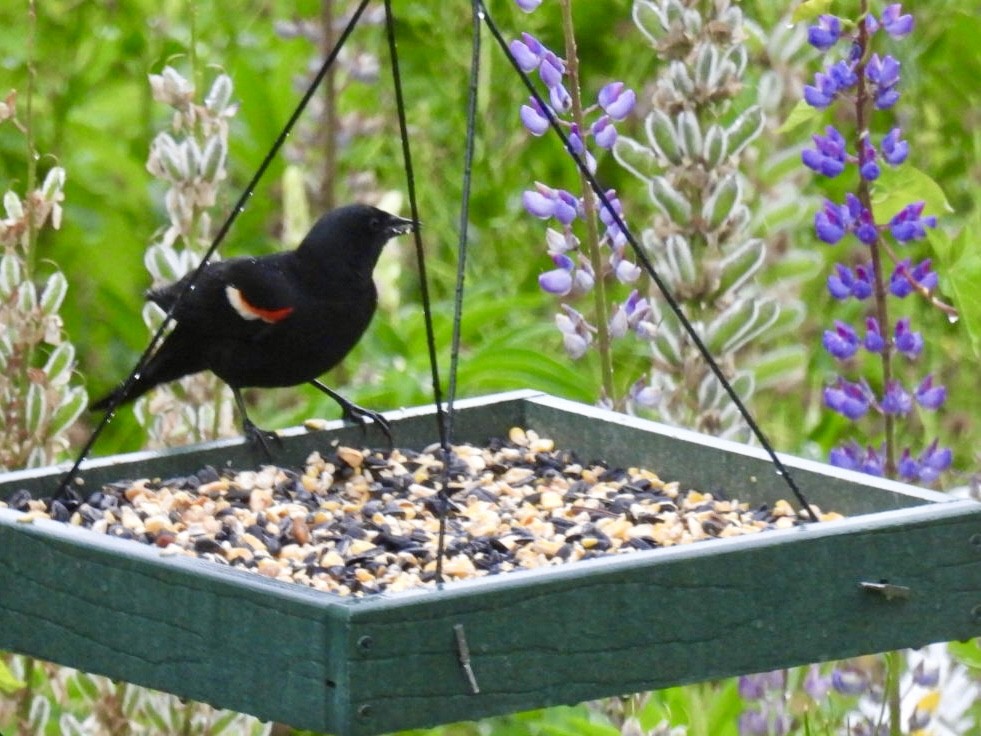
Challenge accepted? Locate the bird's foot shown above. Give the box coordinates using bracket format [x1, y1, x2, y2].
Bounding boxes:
[338, 398, 393, 448]
[243, 419, 282, 460]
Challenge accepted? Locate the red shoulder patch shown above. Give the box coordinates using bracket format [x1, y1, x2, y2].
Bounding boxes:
[225, 286, 295, 324]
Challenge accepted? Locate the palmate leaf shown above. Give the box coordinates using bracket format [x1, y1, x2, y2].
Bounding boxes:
[928, 215, 981, 358]
[871, 164, 953, 223]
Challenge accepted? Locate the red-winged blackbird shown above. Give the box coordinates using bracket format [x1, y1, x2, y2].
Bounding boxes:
[91, 203, 415, 449]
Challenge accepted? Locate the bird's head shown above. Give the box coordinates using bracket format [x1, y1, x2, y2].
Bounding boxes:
[297, 203, 418, 275]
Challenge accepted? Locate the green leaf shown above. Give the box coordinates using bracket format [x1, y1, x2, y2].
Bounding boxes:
[0, 658, 25, 693]
[871, 165, 953, 223]
[948, 638, 981, 670]
[929, 217, 981, 358]
[777, 99, 821, 135]
[792, 0, 835, 24]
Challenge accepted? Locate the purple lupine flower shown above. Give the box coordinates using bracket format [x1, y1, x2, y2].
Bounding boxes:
[894, 317, 923, 357]
[549, 83, 572, 113]
[914, 375, 946, 410]
[539, 52, 564, 88]
[851, 264, 874, 299]
[828, 59, 858, 90]
[738, 672, 783, 700]
[865, 53, 902, 108]
[804, 665, 832, 699]
[738, 710, 768, 736]
[832, 668, 869, 695]
[881, 127, 909, 165]
[823, 320, 860, 360]
[859, 136, 880, 181]
[592, 115, 617, 149]
[918, 440, 952, 482]
[520, 98, 550, 135]
[803, 69, 841, 108]
[824, 378, 871, 420]
[523, 188, 556, 218]
[598, 82, 636, 120]
[864, 317, 885, 352]
[845, 193, 878, 245]
[567, 123, 585, 155]
[510, 37, 541, 72]
[889, 258, 937, 297]
[539, 252, 575, 295]
[554, 189, 579, 224]
[898, 448, 920, 480]
[889, 201, 937, 242]
[802, 125, 848, 177]
[830, 442, 886, 476]
[880, 379, 913, 415]
[629, 378, 661, 408]
[912, 660, 941, 688]
[807, 15, 842, 51]
[515, 0, 543, 11]
[827, 263, 855, 299]
[880, 4, 914, 38]
[615, 259, 641, 283]
[815, 199, 848, 243]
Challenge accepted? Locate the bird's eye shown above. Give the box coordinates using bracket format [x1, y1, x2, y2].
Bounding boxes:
[369, 216, 382, 230]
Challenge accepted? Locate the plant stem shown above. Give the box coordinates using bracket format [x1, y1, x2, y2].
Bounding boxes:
[320, 0, 338, 212]
[557, 0, 617, 408]
[854, 0, 896, 478]
[884, 649, 903, 736]
[24, 0, 37, 274]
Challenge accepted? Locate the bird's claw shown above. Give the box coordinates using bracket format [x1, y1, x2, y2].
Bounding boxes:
[243, 419, 282, 460]
[340, 401, 394, 448]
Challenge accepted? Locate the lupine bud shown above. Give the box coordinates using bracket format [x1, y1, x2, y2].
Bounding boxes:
[881, 379, 913, 415]
[510, 39, 540, 72]
[880, 4, 914, 38]
[807, 15, 842, 50]
[881, 127, 909, 165]
[823, 320, 860, 360]
[824, 378, 870, 420]
[914, 375, 946, 410]
[520, 98, 550, 135]
[515, 0, 542, 12]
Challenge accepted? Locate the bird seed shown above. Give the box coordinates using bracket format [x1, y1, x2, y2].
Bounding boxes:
[4, 428, 842, 597]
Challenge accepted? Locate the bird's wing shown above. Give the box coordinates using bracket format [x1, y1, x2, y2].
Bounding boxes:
[220, 256, 298, 325]
[148, 255, 298, 337]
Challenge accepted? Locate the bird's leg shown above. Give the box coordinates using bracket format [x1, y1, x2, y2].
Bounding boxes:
[309, 379, 393, 447]
[232, 387, 281, 459]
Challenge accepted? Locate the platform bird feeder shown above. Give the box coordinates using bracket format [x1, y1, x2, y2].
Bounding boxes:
[1, 390, 979, 735]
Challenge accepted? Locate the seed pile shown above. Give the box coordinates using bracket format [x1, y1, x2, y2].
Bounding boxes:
[5, 428, 841, 596]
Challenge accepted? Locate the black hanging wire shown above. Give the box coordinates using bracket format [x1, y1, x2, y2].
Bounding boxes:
[445, 1, 481, 438]
[383, 0, 449, 456]
[430, 0, 484, 584]
[56, 0, 374, 498]
[476, 0, 818, 522]
[382, 0, 483, 584]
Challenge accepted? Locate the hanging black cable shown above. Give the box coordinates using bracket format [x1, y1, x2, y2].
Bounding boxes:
[429, 0, 484, 584]
[476, 0, 818, 522]
[56, 0, 374, 498]
[383, 0, 449, 455]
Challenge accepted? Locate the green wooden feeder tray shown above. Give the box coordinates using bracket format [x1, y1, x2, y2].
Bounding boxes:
[1, 390, 978, 735]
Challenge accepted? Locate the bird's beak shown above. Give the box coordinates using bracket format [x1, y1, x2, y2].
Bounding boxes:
[387, 214, 419, 237]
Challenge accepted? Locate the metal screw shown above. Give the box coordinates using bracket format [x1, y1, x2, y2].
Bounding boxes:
[358, 704, 373, 719]
[970, 533, 981, 551]
[358, 635, 374, 651]
[972, 604, 981, 623]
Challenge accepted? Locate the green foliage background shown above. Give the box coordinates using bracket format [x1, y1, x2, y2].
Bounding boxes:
[0, 0, 977, 463]
[0, 0, 979, 732]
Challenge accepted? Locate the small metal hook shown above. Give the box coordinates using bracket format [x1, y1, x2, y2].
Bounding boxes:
[454, 623, 480, 694]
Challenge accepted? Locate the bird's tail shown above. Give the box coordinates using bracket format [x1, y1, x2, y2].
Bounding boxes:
[89, 329, 207, 413]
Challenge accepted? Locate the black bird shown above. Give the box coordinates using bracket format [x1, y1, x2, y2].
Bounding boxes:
[91, 203, 415, 449]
